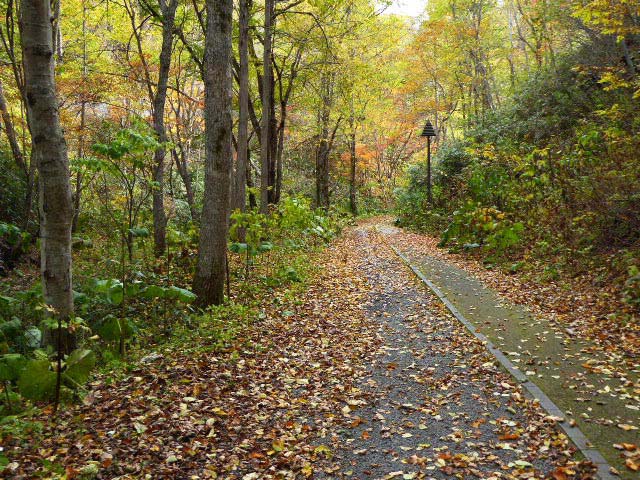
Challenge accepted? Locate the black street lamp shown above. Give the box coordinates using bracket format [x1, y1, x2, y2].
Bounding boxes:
[420, 119, 437, 204]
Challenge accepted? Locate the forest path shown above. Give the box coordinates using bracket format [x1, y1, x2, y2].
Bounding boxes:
[6, 223, 632, 479]
[318, 224, 596, 479]
[372, 221, 638, 479]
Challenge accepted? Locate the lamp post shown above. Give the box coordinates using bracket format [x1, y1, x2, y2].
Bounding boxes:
[421, 119, 437, 204]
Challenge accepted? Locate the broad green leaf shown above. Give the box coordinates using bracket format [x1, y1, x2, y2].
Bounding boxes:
[73, 290, 89, 304]
[23, 326, 42, 349]
[64, 349, 96, 386]
[98, 316, 134, 342]
[140, 285, 166, 300]
[257, 242, 273, 253]
[129, 227, 150, 238]
[125, 282, 142, 297]
[108, 283, 124, 305]
[18, 358, 56, 401]
[230, 242, 248, 253]
[94, 279, 124, 305]
[166, 286, 196, 303]
[0, 353, 26, 381]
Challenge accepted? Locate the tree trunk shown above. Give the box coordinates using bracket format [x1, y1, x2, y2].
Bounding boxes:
[275, 106, 285, 204]
[172, 148, 197, 221]
[247, 148, 257, 209]
[0, 79, 26, 176]
[151, 0, 178, 257]
[315, 73, 334, 210]
[260, 0, 274, 213]
[268, 73, 277, 204]
[349, 126, 357, 216]
[192, 0, 233, 307]
[21, 0, 75, 351]
[233, 0, 250, 214]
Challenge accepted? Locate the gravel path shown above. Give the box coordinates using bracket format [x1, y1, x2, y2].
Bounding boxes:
[377, 223, 638, 479]
[319, 226, 593, 479]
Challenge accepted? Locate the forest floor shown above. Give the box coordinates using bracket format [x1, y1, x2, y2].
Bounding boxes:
[3, 221, 636, 479]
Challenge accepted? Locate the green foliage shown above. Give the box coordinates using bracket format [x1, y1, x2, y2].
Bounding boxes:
[64, 349, 97, 387]
[16, 348, 96, 402]
[485, 222, 524, 254]
[92, 121, 160, 161]
[229, 209, 272, 259]
[93, 278, 124, 306]
[438, 202, 524, 256]
[87, 278, 195, 348]
[17, 358, 56, 402]
[0, 222, 30, 248]
[165, 286, 197, 303]
[0, 308, 42, 355]
[397, 50, 639, 283]
[623, 266, 640, 310]
[97, 315, 135, 343]
[0, 222, 31, 274]
[0, 353, 27, 382]
[278, 196, 317, 231]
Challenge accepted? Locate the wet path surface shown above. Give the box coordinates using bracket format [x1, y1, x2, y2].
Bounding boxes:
[377, 224, 639, 479]
[319, 227, 592, 479]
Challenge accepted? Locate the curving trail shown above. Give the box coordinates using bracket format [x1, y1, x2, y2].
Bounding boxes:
[373, 221, 638, 479]
[5, 223, 604, 479]
[318, 224, 595, 479]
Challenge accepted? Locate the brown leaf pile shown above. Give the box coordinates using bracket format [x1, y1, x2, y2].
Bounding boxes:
[3, 234, 380, 479]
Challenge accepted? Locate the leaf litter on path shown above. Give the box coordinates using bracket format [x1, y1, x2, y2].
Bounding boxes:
[3, 226, 597, 479]
[374, 219, 638, 476]
[313, 225, 595, 479]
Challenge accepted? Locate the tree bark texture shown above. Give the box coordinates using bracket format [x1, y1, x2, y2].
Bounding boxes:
[233, 0, 250, 214]
[349, 127, 357, 215]
[20, 0, 75, 349]
[151, 0, 178, 257]
[315, 72, 335, 210]
[192, 0, 233, 307]
[260, 0, 274, 213]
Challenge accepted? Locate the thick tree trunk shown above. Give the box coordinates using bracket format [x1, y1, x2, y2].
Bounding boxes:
[233, 0, 250, 214]
[20, 0, 74, 351]
[260, 0, 274, 213]
[192, 0, 233, 307]
[151, 0, 178, 257]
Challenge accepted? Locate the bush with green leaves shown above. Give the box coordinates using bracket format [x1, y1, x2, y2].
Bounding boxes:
[623, 266, 640, 311]
[229, 209, 274, 275]
[86, 277, 196, 350]
[0, 222, 31, 274]
[1, 340, 96, 412]
[81, 119, 161, 261]
[439, 201, 524, 256]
